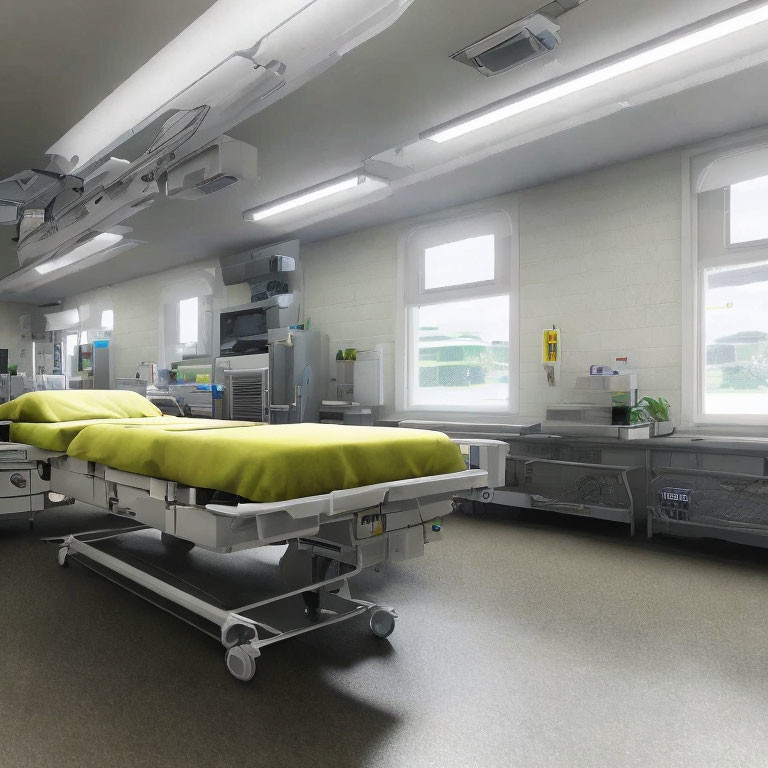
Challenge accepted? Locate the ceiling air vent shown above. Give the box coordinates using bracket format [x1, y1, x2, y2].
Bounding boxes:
[452, 13, 562, 77]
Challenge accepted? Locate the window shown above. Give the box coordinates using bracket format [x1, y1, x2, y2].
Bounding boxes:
[159, 272, 217, 366]
[65, 333, 78, 378]
[728, 175, 768, 245]
[161, 291, 213, 366]
[410, 296, 510, 407]
[101, 309, 114, 330]
[65, 334, 78, 358]
[400, 210, 517, 413]
[691, 141, 768, 424]
[178, 297, 199, 344]
[424, 235, 495, 289]
[703, 261, 768, 416]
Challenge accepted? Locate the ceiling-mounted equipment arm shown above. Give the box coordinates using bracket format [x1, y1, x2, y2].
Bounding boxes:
[1, 0, 415, 279]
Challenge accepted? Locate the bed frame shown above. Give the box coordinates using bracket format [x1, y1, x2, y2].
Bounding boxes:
[1, 436, 507, 680]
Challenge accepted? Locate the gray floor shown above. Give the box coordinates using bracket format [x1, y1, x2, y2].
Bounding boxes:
[2, 505, 768, 768]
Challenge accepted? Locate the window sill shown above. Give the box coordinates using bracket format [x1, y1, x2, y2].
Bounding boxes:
[393, 409, 527, 426]
[682, 421, 768, 438]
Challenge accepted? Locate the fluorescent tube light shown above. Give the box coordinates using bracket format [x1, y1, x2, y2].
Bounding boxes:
[423, 0, 768, 143]
[47, 0, 415, 172]
[35, 233, 123, 275]
[48, 1, 319, 169]
[243, 172, 389, 222]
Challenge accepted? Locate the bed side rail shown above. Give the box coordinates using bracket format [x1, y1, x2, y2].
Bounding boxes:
[205, 467, 491, 520]
[450, 438, 508, 489]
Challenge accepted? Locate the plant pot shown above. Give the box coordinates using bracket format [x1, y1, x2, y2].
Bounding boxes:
[651, 420, 673, 437]
[336, 360, 354, 386]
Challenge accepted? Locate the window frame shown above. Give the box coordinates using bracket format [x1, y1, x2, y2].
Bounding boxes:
[396, 207, 519, 417]
[685, 130, 768, 428]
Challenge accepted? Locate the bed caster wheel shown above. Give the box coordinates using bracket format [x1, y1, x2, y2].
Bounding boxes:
[369, 609, 397, 639]
[57, 548, 69, 568]
[225, 645, 257, 682]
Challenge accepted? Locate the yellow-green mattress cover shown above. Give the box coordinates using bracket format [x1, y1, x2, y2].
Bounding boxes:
[65, 422, 466, 502]
[11, 417, 258, 452]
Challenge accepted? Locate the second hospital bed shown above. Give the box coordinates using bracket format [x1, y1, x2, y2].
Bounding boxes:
[0, 391, 506, 680]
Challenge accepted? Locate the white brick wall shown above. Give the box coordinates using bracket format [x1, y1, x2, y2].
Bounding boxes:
[517, 150, 682, 421]
[302, 149, 683, 422]
[0, 301, 41, 373]
[302, 223, 400, 409]
[61, 149, 684, 423]
[63, 260, 249, 380]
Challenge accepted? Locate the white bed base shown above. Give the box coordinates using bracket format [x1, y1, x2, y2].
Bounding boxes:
[48, 456, 492, 553]
[0, 443, 63, 523]
[3, 436, 508, 680]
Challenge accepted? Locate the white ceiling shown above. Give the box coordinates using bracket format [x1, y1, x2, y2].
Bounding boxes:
[0, 0, 216, 178]
[3, 0, 768, 302]
[0, 0, 215, 275]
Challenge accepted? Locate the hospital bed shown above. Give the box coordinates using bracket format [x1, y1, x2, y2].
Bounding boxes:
[0, 391, 506, 680]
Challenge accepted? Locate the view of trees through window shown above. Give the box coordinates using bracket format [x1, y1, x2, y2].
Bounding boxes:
[411, 295, 509, 408]
[704, 261, 768, 415]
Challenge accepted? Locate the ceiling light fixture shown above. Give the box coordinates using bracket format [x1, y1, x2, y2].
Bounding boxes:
[243, 171, 389, 222]
[422, 0, 768, 143]
[34, 233, 123, 275]
[47, 0, 415, 173]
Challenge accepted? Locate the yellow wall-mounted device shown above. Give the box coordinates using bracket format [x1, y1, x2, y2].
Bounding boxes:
[542, 328, 559, 364]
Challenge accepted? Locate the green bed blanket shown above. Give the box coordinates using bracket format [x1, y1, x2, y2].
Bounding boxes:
[11, 417, 258, 452]
[65, 422, 467, 502]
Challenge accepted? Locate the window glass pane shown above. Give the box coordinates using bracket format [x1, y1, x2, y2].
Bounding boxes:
[424, 235, 494, 290]
[101, 309, 114, 329]
[65, 333, 78, 377]
[704, 260, 768, 415]
[65, 334, 78, 358]
[179, 297, 199, 344]
[411, 295, 509, 408]
[730, 175, 768, 244]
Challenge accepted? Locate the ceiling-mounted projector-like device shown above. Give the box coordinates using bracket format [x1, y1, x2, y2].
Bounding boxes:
[452, 13, 562, 77]
[219, 239, 299, 287]
[166, 136, 258, 200]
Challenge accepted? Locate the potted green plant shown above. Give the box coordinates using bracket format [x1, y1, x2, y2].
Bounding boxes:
[631, 396, 673, 437]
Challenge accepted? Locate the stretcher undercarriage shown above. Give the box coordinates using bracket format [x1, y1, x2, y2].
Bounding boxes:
[0, 437, 506, 680]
